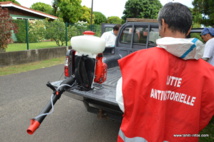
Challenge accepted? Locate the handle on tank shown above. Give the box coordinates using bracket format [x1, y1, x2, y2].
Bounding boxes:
[26, 76, 76, 135]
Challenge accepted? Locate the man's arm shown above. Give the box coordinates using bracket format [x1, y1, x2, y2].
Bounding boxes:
[202, 39, 214, 61]
[116, 77, 124, 112]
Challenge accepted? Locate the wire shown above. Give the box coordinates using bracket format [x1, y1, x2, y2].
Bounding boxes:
[56, 84, 72, 91]
[56, 80, 76, 91]
[34, 93, 55, 120]
[34, 82, 76, 120]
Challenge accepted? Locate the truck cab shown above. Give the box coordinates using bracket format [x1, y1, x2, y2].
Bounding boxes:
[115, 21, 159, 58]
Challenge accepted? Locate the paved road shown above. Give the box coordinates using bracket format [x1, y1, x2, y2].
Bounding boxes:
[0, 64, 121, 142]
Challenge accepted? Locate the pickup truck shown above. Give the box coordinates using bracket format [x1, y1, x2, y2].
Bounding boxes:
[52, 20, 203, 122]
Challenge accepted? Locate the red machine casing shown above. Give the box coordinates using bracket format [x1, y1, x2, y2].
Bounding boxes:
[94, 54, 107, 84]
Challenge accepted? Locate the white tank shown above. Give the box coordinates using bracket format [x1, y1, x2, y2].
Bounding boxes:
[71, 31, 106, 57]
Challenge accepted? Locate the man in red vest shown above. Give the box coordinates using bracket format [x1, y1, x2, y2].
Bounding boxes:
[116, 2, 214, 142]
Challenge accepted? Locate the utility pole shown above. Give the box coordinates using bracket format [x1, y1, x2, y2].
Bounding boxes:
[90, 0, 93, 31]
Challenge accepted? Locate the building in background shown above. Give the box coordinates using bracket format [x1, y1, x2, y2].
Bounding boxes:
[0, 1, 58, 42]
[0, 1, 57, 20]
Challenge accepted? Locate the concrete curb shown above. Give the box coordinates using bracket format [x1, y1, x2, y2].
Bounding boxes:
[0, 47, 67, 67]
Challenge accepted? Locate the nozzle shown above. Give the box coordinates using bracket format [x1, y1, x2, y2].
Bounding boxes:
[26, 119, 40, 135]
[26, 77, 76, 135]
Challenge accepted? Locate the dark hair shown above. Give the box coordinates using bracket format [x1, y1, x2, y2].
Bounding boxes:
[113, 24, 121, 31]
[158, 2, 192, 34]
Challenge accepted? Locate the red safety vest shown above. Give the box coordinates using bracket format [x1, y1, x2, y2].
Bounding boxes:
[118, 47, 214, 142]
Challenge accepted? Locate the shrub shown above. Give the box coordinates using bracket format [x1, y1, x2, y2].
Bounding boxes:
[45, 19, 66, 46]
[28, 20, 46, 42]
[0, 7, 17, 52]
[14, 19, 46, 43]
[13, 19, 26, 43]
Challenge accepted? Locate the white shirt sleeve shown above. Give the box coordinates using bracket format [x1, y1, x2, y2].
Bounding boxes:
[203, 38, 214, 59]
[101, 32, 108, 45]
[101, 31, 116, 47]
[116, 77, 124, 112]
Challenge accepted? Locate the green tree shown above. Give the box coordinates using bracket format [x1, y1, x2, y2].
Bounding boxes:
[52, 0, 82, 23]
[107, 16, 122, 24]
[79, 6, 93, 24]
[192, 0, 214, 27]
[190, 8, 202, 28]
[94, 11, 106, 25]
[45, 19, 66, 46]
[0, 0, 20, 5]
[122, 0, 162, 21]
[0, 7, 17, 52]
[30, 2, 53, 15]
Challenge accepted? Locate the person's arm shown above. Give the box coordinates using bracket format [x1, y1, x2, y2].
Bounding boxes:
[101, 32, 112, 47]
[202, 39, 214, 61]
[101, 32, 107, 40]
[116, 77, 124, 112]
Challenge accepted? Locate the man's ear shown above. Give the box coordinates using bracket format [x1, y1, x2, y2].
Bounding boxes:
[161, 19, 167, 33]
[186, 26, 192, 36]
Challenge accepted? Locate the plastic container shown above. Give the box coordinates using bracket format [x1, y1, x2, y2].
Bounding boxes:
[71, 31, 106, 57]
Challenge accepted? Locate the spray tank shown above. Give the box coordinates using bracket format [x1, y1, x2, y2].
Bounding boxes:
[26, 31, 107, 135]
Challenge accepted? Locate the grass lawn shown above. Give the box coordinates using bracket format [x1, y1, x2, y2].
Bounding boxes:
[199, 118, 214, 142]
[0, 57, 65, 76]
[6, 41, 71, 52]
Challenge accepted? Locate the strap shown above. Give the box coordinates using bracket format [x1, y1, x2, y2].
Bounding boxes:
[75, 55, 95, 90]
[180, 38, 198, 59]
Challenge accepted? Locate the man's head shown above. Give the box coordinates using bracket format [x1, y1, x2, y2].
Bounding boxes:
[200, 28, 214, 42]
[158, 2, 192, 38]
[113, 24, 121, 36]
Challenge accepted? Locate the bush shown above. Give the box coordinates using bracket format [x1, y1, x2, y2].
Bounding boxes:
[29, 20, 46, 42]
[13, 19, 102, 46]
[13, 19, 26, 43]
[0, 7, 17, 52]
[69, 21, 88, 36]
[14, 19, 46, 43]
[45, 19, 66, 46]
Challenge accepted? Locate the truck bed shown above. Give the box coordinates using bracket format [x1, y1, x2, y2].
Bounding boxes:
[52, 66, 121, 106]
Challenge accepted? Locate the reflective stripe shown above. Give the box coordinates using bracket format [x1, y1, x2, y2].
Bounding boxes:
[119, 129, 170, 142]
[119, 129, 148, 142]
[180, 38, 198, 59]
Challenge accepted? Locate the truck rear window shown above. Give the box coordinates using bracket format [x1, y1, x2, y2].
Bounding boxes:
[119, 26, 160, 47]
[149, 27, 160, 46]
[119, 26, 132, 44]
